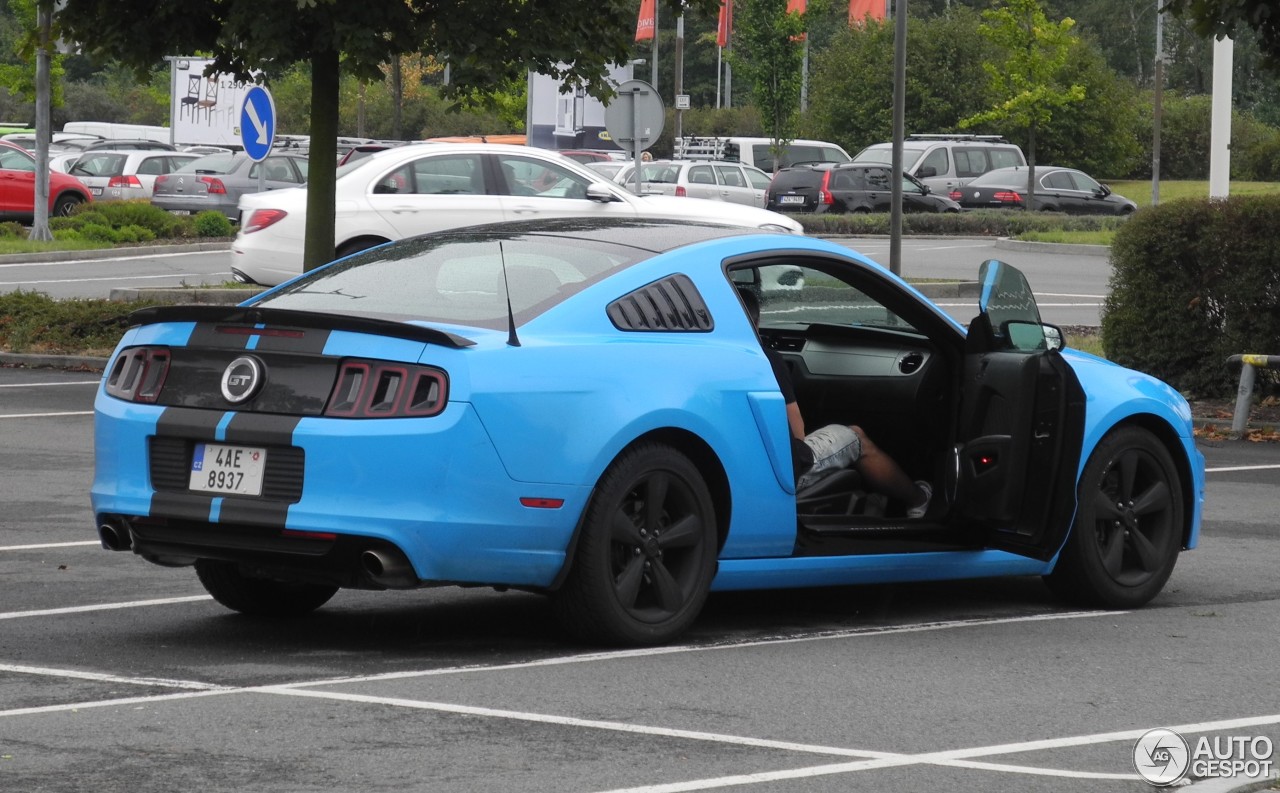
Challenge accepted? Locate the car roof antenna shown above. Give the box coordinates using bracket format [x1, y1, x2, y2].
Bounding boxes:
[499, 241, 521, 347]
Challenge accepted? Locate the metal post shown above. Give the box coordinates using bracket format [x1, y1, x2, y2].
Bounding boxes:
[1152, 0, 1163, 206]
[889, 0, 906, 276]
[1228, 354, 1280, 436]
[30, 0, 53, 242]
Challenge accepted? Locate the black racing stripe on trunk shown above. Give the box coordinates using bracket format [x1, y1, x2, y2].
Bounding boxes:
[223, 412, 302, 446]
[187, 322, 249, 350]
[253, 326, 332, 354]
[150, 492, 215, 522]
[217, 499, 292, 529]
[156, 406, 225, 439]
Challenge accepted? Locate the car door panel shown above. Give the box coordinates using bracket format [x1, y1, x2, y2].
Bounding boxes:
[369, 152, 503, 238]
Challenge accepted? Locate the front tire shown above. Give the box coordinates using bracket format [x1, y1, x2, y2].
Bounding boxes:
[552, 443, 717, 646]
[53, 193, 84, 217]
[195, 559, 338, 617]
[1045, 426, 1183, 608]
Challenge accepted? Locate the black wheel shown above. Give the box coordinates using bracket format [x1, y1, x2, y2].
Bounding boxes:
[335, 238, 385, 259]
[195, 559, 338, 617]
[53, 194, 84, 217]
[552, 442, 717, 646]
[1045, 426, 1183, 608]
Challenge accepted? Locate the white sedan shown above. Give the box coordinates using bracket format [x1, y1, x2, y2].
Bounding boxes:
[230, 143, 804, 286]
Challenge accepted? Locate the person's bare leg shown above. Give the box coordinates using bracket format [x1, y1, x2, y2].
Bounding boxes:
[849, 426, 927, 507]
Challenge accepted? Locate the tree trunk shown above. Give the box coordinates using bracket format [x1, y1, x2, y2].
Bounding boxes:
[303, 48, 340, 273]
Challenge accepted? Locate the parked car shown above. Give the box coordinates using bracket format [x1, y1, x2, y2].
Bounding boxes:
[151, 152, 309, 221]
[231, 142, 802, 286]
[93, 217, 1204, 646]
[47, 151, 83, 174]
[77, 138, 178, 153]
[3, 131, 101, 151]
[949, 165, 1138, 215]
[68, 150, 199, 203]
[583, 160, 627, 182]
[337, 142, 403, 166]
[0, 139, 92, 220]
[558, 149, 618, 164]
[766, 163, 961, 214]
[614, 159, 773, 208]
[852, 134, 1026, 194]
[676, 136, 853, 173]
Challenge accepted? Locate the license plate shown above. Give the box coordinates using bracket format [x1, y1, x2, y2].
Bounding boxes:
[779, 195, 805, 204]
[168, 209, 192, 216]
[90, 187, 103, 196]
[189, 443, 267, 496]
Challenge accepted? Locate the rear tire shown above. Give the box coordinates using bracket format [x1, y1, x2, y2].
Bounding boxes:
[1044, 426, 1183, 608]
[335, 238, 386, 259]
[552, 442, 717, 646]
[195, 559, 338, 617]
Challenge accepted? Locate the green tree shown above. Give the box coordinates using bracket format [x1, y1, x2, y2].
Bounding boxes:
[960, 0, 1086, 208]
[55, 0, 715, 272]
[1165, 0, 1280, 70]
[728, 0, 806, 170]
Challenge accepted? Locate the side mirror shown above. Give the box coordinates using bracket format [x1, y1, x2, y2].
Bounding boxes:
[921, 184, 932, 195]
[917, 166, 937, 178]
[586, 182, 620, 203]
[1003, 320, 1066, 352]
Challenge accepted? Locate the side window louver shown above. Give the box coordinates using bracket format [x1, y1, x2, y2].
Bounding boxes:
[606, 274, 714, 332]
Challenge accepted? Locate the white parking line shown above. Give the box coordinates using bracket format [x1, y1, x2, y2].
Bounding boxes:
[0, 541, 99, 551]
[0, 251, 213, 269]
[1207, 464, 1280, 473]
[0, 411, 93, 419]
[0, 380, 98, 388]
[0, 595, 211, 621]
[2, 607, 1272, 787]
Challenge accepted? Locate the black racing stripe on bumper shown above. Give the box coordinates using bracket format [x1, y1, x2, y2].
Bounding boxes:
[187, 322, 249, 350]
[224, 412, 303, 447]
[155, 405, 225, 439]
[150, 492, 216, 522]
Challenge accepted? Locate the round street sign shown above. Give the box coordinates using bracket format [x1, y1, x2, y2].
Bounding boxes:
[604, 79, 664, 150]
[239, 86, 277, 162]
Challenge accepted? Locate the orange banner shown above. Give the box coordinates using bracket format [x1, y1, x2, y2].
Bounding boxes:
[716, 0, 732, 48]
[849, 0, 885, 26]
[636, 0, 656, 41]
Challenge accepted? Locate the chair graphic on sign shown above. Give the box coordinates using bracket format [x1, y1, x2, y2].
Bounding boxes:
[180, 75, 201, 121]
[197, 78, 219, 125]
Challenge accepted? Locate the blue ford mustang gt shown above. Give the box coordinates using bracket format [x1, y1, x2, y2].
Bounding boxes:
[92, 218, 1204, 646]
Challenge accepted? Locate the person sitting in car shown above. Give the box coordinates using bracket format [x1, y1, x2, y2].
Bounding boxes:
[739, 287, 932, 517]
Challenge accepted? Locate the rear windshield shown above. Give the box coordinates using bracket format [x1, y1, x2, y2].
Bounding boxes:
[769, 168, 824, 191]
[177, 153, 236, 175]
[258, 232, 648, 330]
[71, 153, 127, 177]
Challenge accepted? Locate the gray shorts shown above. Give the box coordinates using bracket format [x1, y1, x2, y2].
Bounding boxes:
[797, 424, 862, 489]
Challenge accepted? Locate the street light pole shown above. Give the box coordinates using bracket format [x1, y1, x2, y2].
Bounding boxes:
[31, 0, 54, 242]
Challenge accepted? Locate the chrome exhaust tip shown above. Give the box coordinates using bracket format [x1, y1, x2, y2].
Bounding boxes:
[99, 522, 131, 551]
[360, 549, 418, 589]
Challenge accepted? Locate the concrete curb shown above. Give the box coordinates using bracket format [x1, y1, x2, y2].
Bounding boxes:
[0, 241, 230, 265]
[993, 238, 1110, 256]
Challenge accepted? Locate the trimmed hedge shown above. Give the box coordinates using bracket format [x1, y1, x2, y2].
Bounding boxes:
[798, 209, 1129, 237]
[1103, 196, 1280, 398]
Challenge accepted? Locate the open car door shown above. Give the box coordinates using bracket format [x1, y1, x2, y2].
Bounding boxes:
[955, 260, 1085, 559]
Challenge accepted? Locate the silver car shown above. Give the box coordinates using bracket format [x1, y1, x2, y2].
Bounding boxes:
[68, 150, 199, 203]
[151, 151, 309, 221]
[615, 159, 773, 208]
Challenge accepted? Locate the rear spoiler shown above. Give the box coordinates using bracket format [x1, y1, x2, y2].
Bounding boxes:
[127, 305, 476, 348]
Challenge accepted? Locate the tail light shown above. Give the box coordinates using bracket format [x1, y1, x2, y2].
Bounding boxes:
[200, 176, 227, 194]
[949, 190, 962, 201]
[325, 360, 448, 418]
[675, 185, 687, 197]
[993, 191, 1022, 205]
[104, 347, 171, 404]
[108, 175, 143, 189]
[819, 172, 834, 205]
[242, 209, 288, 234]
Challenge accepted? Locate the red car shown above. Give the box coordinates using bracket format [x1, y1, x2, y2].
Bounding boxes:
[0, 139, 93, 221]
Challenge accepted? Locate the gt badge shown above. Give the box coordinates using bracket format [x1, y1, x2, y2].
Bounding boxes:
[221, 356, 264, 403]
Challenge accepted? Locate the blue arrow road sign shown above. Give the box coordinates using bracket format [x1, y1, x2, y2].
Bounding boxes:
[239, 86, 276, 162]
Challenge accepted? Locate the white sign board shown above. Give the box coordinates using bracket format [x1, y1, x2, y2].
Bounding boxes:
[169, 57, 261, 148]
